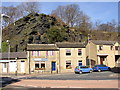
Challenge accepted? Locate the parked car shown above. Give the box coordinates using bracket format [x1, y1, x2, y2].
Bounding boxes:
[74, 66, 93, 74]
[93, 64, 111, 72]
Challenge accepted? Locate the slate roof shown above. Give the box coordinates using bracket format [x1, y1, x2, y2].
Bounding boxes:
[0, 52, 27, 59]
[91, 40, 116, 45]
[27, 44, 59, 51]
[56, 42, 86, 48]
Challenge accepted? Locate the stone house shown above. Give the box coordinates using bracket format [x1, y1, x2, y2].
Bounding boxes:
[56, 42, 86, 73]
[86, 40, 120, 67]
[0, 52, 28, 74]
[27, 42, 86, 73]
[27, 44, 59, 74]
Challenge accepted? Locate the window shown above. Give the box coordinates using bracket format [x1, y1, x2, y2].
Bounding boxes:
[66, 49, 71, 56]
[48, 51, 54, 56]
[66, 60, 72, 69]
[38, 51, 41, 56]
[115, 46, 119, 50]
[78, 60, 82, 66]
[32, 51, 41, 56]
[46, 51, 54, 56]
[4, 63, 7, 68]
[78, 49, 82, 55]
[35, 61, 45, 70]
[110, 46, 113, 50]
[99, 45, 103, 50]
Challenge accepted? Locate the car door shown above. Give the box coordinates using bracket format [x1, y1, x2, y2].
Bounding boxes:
[85, 66, 90, 72]
[100, 65, 106, 70]
[81, 66, 87, 72]
[102, 65, 108, 70]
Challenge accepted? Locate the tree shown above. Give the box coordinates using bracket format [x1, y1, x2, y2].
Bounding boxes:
[51, 4, 88, 27]
[47, 26, 68, 43]
[2, 6, 18, 26]
[17, 2, 40, 16]
[77, 14, 92, 31]
[97, 21, 117, 32]
[0, 42, 8, 52]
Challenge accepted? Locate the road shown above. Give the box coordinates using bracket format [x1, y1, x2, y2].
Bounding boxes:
[18, 71, 120, 80]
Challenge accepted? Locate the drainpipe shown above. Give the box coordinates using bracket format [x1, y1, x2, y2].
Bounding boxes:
[59, 48, 61, 73]
[28, 51, 31, 74]
[15, 57, 18, 76]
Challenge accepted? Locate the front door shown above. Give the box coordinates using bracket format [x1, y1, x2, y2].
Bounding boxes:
[3, 63, 7, 73]
[100, 57, 104, 64]
[9, 61, 17, 73]
[52, 62, 56, 71]
[78, 60, 82, 66]
[21, 61, 25, 73]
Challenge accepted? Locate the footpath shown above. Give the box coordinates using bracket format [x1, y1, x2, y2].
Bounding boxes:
[3, 80, 119, 89]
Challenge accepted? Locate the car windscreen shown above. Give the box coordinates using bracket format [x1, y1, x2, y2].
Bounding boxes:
[81, 66, 88, 68]
[75, 66, 79, 69]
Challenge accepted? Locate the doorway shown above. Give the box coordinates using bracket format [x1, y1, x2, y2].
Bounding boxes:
[21, 61, 25, 73]
[51, 62, 56, 71]
[3, 63, 7, 73]
[100, 56, 106, 64]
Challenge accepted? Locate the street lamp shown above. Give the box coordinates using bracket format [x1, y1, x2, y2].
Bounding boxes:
[88, 34, 91, 68]
[6, 40, 10, 59]
[0, 14, 10, 50]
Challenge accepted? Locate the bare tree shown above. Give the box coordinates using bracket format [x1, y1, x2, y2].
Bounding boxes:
[17, 2, 40, 16]
[1, 6, 19, 26]
[77, 13, 92, 31]
[51, 4, 86, 27]
[1, 2, 40, 26]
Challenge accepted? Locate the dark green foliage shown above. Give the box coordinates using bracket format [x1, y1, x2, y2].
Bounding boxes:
[1, 42, 8, 52]
[47, 26, 68, 43]
[2, 13, 88, 51]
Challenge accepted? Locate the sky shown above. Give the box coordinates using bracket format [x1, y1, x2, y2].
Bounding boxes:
[1, 1, 118, 24]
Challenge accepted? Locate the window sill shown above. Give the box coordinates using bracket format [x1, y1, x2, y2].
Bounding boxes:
[35, 68, 45, 70]
[66, 67, 72, 69]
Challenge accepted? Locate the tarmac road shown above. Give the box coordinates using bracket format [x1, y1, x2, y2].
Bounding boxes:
[18, 71, 120, 80]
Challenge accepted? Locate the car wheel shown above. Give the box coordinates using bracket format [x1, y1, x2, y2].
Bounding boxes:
[90, 70, 93, 73]
[79, 71, 82, 74]
[75, 72, 78, 74]
[98, 69, 101, 72]
[108, 68, 111, 71]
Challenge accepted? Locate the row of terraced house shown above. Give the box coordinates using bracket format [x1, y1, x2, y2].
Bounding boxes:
[0, 40, 120, 74]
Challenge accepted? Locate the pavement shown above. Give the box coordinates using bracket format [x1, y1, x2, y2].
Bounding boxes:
[3, 80, 119, 89]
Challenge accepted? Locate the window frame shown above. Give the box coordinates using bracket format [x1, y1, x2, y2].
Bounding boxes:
[115, 46, 119, 50]
[66, 49, 71, 56]
[66, 60, 72, 69]
[35, 61, 46, 70]
[99, 45, 103, 50]
[78, 49, 82, 56]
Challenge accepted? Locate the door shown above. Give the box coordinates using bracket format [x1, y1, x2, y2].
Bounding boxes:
[21, 61, 25, 73]
[3, 63, 7, 73]
[100, 57, 104, 64]
[52, 62, 56, 71]
[78, 60, 82, 66]
[9, 61, 17, 72]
